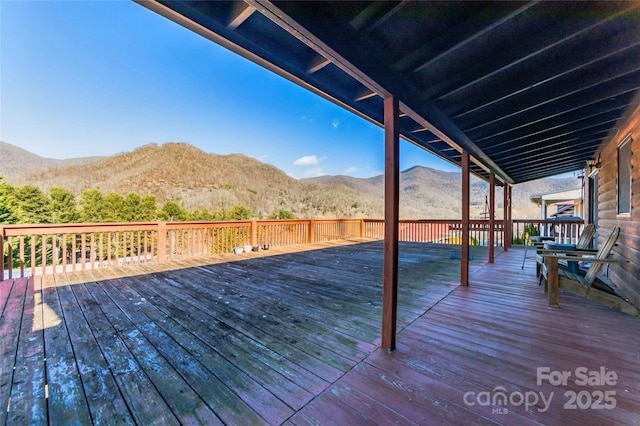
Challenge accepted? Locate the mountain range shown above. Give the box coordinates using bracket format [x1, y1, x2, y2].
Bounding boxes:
[0, 141, 580, 219]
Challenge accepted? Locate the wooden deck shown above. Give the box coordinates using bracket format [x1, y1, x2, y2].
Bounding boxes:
[1, 241, 639, 425]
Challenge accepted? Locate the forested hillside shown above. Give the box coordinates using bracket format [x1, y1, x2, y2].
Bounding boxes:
[1, 141, 580, 221]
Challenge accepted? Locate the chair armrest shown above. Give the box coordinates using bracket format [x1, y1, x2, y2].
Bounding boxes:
[541, 255, 628, 264]
[570, 248, 598, 254]
[540, 249, 582, 256]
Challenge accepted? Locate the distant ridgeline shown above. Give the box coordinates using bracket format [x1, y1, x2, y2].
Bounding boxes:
[0, 141, 580, 221]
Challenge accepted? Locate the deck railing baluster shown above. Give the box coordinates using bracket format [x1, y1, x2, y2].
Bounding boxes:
[0, 218, 583, 278]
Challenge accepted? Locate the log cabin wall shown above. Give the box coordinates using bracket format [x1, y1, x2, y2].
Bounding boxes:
[594, 103, 640, 309]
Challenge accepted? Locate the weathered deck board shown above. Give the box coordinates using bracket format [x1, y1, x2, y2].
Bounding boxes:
[41, 276, 93, 424]
[6, 277, 46, 425]
[0, 278, 26, 425]
[291, 245, 640, 425]
[105, 275, 291, 424]
[85, 279, 224, 425]
[116, 272, 320, 411]
[70, 281, 179, 425]
[2, 241, 639, 425]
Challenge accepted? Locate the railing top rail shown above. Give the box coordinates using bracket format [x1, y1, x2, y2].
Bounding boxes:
[165, 221, 252, 230]
[257, 220, 312, 226]
[512, 219, 585, 224]
[0, 218, 584, 239]
[1, 222, 161, 236]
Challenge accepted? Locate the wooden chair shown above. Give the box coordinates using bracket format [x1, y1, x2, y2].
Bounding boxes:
[533, 223, 596, 276]
[540, 226, 629, 308]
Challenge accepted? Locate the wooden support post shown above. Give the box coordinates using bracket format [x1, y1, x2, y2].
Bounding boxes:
[359, 219, 365, 238]
[461, 151, 470, 287]
[503, 184, 509, 252]
[507, 185, 513, 248]
[546, 256, 559, 307]
[382, 96, 400, 351]
[488, 172, 495, 263]
[510, 185, 514, 248]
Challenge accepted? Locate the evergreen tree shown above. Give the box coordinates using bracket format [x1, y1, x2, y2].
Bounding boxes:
[12, 185, 50, 224]
[122, 192, 142, 222]
[159, 201, 187, 221]
[190, 207, 214, 221]
[268, 209, 296, 219]
[102, 192, 125, 222]
[139, 195, 158, 221]
[212, 207, 228, 220]
[49, 187, 80, 223]
[0, 178, 17, 224]
[228, 204, 251, 220]
[79, 189, 105, 223]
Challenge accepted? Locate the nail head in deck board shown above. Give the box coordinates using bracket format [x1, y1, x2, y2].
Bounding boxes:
[105, 276, 293, 424]
[6, 277, 46, 425]
[41, 277, 93, 424]
[85, 282, 224, 425]
[72, 282, 180, 425]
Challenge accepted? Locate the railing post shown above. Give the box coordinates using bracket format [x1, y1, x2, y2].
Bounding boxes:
[251, 220, 257, 247]
[503, 184, 509, 252]
[359, 219, 365, 238]
[488, 172, 495, 263]
[0, 227, 4, 280]
[157, 222, 166, 262]
[308, 219, 315, 244]
[508, 185, 513, 248]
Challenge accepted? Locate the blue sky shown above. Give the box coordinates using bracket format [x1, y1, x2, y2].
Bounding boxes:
[1, 0, 459, 179]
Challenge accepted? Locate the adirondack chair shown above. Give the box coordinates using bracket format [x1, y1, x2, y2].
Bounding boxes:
[540, 226, 628, 307]
[532, 223, 596, 275]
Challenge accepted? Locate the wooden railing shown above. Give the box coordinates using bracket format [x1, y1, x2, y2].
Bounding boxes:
[512, 219, 585, 245]
[363, 219, 505, 246]
[1, 218, 584, 279]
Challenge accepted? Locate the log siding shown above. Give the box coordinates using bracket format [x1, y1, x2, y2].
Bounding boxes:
[593, 103, 640, 308]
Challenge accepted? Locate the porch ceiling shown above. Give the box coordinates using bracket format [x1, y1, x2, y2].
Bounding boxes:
[141, 0, 640, 184]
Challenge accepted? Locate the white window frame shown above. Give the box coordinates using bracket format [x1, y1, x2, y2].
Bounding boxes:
[617, 135, 632, 216]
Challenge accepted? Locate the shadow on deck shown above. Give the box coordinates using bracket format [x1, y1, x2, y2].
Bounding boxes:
[1, 241, 638, 425]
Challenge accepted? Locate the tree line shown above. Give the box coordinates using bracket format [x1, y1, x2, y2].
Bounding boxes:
[0, 179, 296, 225]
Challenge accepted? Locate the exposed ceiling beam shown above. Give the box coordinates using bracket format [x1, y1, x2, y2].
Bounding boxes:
[355, 89, 378, 102]
[464, 79, 640, 135]
[454, 65, 640, 122]
[227, 2, 256, 30]
[473, 101, 630, 144]
[306, 55, 331, 74]
[349, 1, 402, 31]
[485, 115, 621, 151]
[410, 2, 537, 75]
[249, 0, 514, 184]
[440, 3, 639, 102]
[444, 42, 640, 118]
